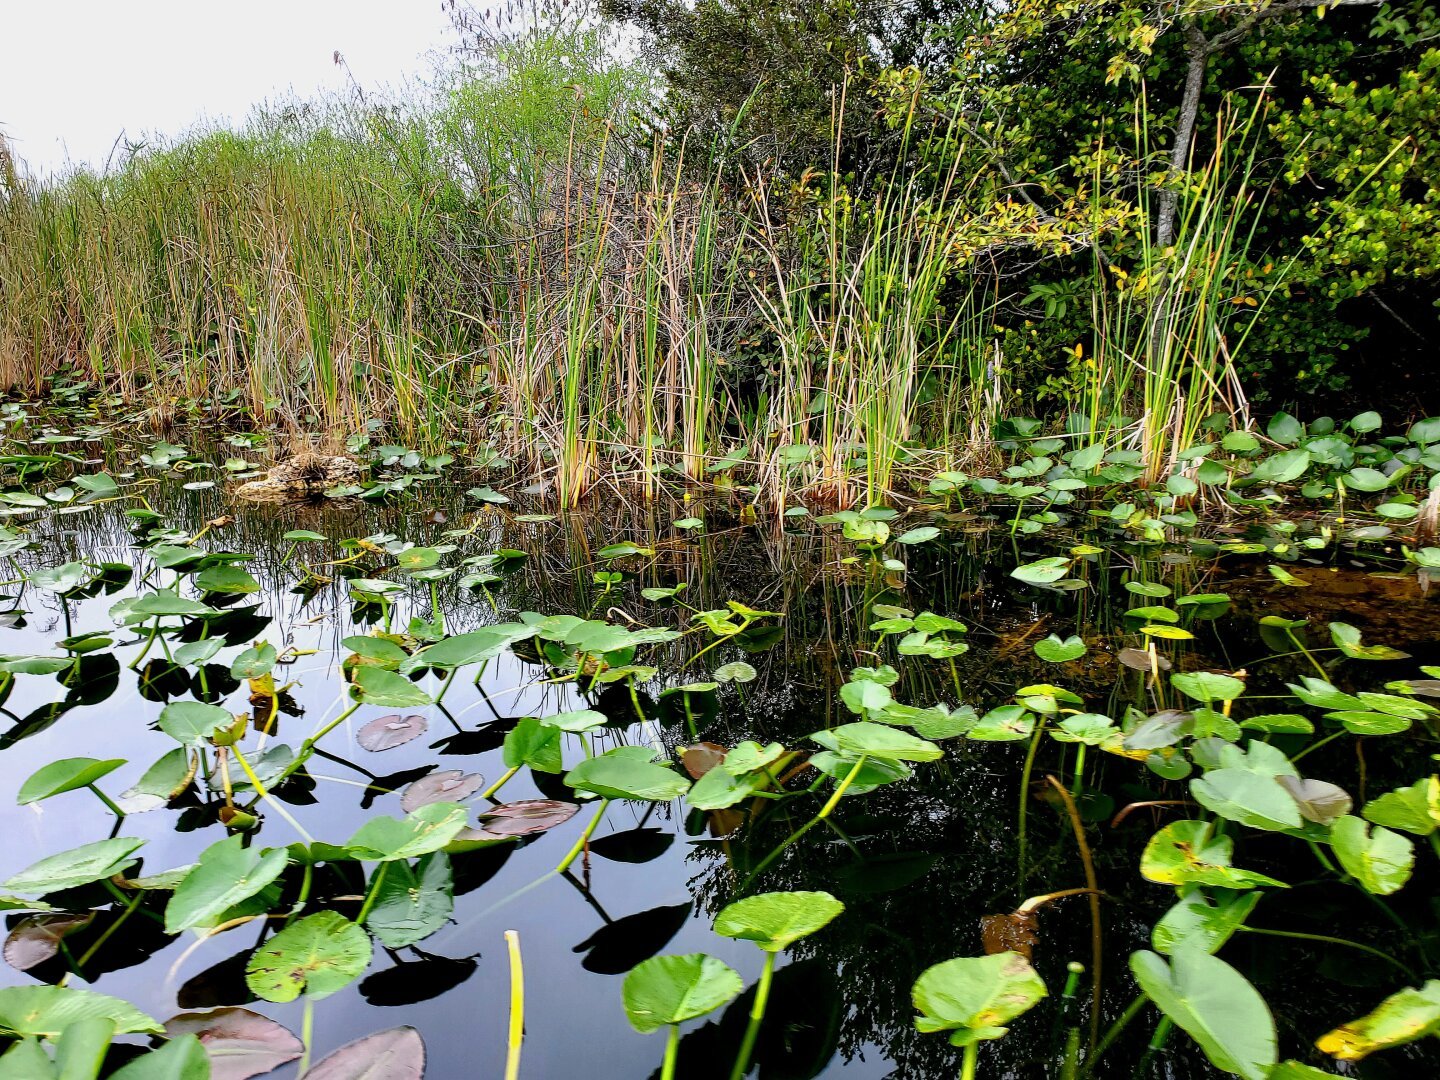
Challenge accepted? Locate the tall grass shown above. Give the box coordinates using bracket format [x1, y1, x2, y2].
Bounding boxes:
[0, 39, 1298, 506]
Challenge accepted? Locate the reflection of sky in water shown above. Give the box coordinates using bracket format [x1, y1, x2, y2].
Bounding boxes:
[1, 489, 892, 1078]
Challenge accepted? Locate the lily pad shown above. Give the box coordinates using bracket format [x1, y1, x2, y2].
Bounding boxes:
[245, 911, 372, 1002]
[166, 836, 291, 933]
[163, 1007, 304, 1080]
[714, 891, 844, 952]
[1130, 949, 1276, 1080]
[564, 747, 690, 802]
[1330, 815, 1414, 895]
[17, 758, 125, 804]
[911, 951, 1047, 1046]
[1317, 979, 1440, 1061]
[399, 771, 484, 813]
[0, 985, 162, 1036]
[303, 1026, 425, 1079]
[357, 714, 428, 752]
[1, 837, 146, 896]
[622, 953, 744, 1034]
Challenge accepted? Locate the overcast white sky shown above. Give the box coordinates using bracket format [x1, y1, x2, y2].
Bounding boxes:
[1, 0, 456, 176]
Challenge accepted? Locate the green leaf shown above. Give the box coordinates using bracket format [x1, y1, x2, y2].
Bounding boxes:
[1267, 413, 1304, 445]
[403, 625, 534, 672]
[1330, 815, 1414, 895]
[1034, 635, 1086, 663]
[538, 709, 607, 733]
[366, 851, 453, 948]
[349, 667, 433, 708]
[173, 639, 224, 667]
[714, 890, 844, 952]
[108, 1034, 211, 1080]
[1190, 770, 1302, 832]
[1171, 672, 1246, 703]
[158, 701, 234, 747]
[1139, 821, 1285, 890]
[0, 986, 162, 1037]
[622, 953, 744, 1033]
[346, 803, 469, 861]
[1, 838, 145, 896]
[896, 526, 940, 545]
[17, 758, 125, 804]
[1317, 979, 1440, 1061]
[564, 747, 690, 802]
[165, 836, 290, 933]
[245, 911, 372, 1002]
[1152, 889, 1259, 956]
[911, 952, 1047, 1046]
[1363, 777, 1440, 836]
[502, 719, 563, 774]
[230, 644, 276, 680]
[48, 1014, 113, 1079]
[1329, 622, 1410, 661]
[1130, 949, 1276, 1079]
[1010, 557, 1070, 585]
[1248, 449, 1310, 484]
[966, 705, 1036, 742]
[812, 722, 942, 763]
[195, 565, 259, 595]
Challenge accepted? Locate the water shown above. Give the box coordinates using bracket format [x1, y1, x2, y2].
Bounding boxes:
[3, 469, 1440, 1078]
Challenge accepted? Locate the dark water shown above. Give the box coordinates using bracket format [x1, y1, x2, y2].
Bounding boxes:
[3, 476, 1440, 1078]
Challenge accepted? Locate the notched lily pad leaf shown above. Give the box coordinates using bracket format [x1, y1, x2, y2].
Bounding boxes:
[245, 911, 372, 1002]
[163, 1006, 304, 1080]
[470, 800, 579, 839]
[303, 1024, 426, 1079]
[4, 911, 95, 971]
[357, 714, 428, 752]
[714, 890, 844, 952]
[399, 771, 484, 813]
[912, 951, 1047, 1047]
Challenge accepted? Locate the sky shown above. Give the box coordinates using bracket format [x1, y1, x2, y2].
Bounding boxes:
[1, 0, 457, 176]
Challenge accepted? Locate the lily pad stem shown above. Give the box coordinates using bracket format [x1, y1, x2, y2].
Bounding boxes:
[556, 799, 609, 873]
[729, 950, 775, 1080]
[960, 1041, 978, 1080]
[356, 863, 389, 924]
[661, 1024, 681, 1080]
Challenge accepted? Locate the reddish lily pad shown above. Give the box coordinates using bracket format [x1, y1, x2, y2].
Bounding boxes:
[399, 771, 485, 813]
[163, 1007, 304, 1080]
[357, 714, 428, 753]
[304, 1025, 425, 1079]
[4, 912, 95, 971]
[471, 799, 579, 839]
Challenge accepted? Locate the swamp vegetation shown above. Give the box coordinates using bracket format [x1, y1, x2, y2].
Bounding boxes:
[2, 0, 1440, 1076]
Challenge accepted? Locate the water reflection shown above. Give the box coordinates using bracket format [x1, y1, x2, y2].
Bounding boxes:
[2, 480, 1439, 1077]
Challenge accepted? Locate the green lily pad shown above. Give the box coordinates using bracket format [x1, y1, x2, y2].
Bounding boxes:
[17, 758, 125, 804]
[713, 890, 844, 952]
[1, 838, 146, 896]
[245, 911, 372, 1002]
[622, 953, 744, 1034]
[1130, 949, 1276, 1080]
[165, 836, 291, 933]
[911, 951, 1047, 1047]
[564, 747, 690, 802]
[0, 985, 162, 1037]
[1330, 815, 1414, 895]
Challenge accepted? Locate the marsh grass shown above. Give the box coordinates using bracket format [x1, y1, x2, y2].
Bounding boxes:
[0, 55, 1327, 508]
